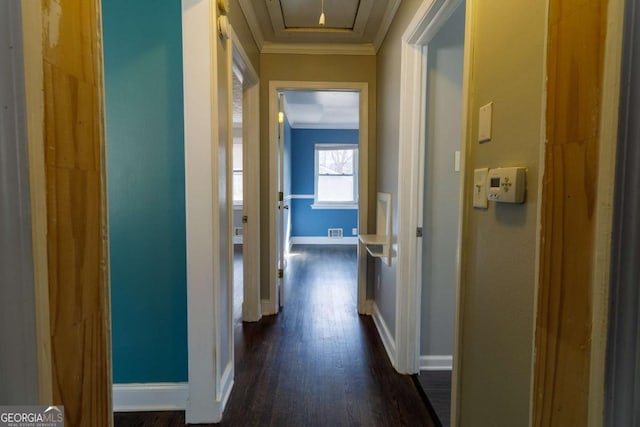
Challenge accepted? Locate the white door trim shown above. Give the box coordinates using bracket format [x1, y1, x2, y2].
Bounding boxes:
[267, 81, 370, 315]
[394, 0, 467, 425]
[182, 0, 238, 422]
[231, 28, 262, 323]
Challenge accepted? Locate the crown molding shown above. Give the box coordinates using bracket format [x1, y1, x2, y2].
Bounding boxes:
[373, 0, 402, 52]
[237, 0, 265, 50]
[261, 42, 376, 56]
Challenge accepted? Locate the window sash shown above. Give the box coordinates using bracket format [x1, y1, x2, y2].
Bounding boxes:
[314, 144, 358, 205]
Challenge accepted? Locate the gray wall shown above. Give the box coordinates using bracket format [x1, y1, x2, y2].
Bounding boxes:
[420, 3, 465, 357]
[374, 0, 423, 341]
[0, 0, 39, 404]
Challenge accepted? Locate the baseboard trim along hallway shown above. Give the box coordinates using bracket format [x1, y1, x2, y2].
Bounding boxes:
[113, 383, 188, 412]
[419, 355, 453, 371]
[372, 302, 397, 367]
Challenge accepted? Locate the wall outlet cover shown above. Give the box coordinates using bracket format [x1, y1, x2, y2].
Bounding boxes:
[352, 228, 358, 235]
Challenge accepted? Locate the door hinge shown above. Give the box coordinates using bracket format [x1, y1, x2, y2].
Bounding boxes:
[278, 191, 284, 202]
[242, 215, 248, 224]
[278, 268, 284, 279]
[416, 227, 423, 237]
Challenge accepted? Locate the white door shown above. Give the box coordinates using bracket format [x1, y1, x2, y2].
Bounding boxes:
[276, 93, 286, 308]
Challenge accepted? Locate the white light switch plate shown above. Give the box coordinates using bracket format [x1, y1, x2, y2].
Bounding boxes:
[478, 102, 493, 142]
[473, 168, 489, 209]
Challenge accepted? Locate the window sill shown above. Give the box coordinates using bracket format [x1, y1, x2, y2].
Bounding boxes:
[310, 203, 358, 210]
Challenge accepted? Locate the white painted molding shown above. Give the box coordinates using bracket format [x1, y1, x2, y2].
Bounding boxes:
[372, 303, 397, 368]
[261, 42, 376, 56]
[231, 27, 259, 87]
[394, 0, 464, 376]
[219, 362, 234, 411]
[310, 204, 358, 210]
[237, 0, 264, 50]
[289, 122, 360, 130]
[112, 383, 188, 412]
[182, 0, 222, 422]
[373, 0, 402, 51]
[233, 26, 262, 324]
[286, 194, 314, 200]
[290, 236, 358, 245]
[419, 355, 453, 371]
[261, 298, 278, 316]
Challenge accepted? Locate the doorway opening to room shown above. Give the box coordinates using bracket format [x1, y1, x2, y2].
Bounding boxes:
[268, 82, 370, 317]
[392, 0, 469, 424]
[411, 2, 466, 426]
[418, 2, 465, 426]
[231, 70, 245, 330]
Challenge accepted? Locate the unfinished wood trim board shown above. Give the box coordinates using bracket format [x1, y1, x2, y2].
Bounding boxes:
[35, 0, 113, 424]
[533, 1, 612, 426]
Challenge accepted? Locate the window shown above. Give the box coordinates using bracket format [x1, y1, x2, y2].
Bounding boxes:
[232, 139, 243, 204]
[314, 144, 358, 208]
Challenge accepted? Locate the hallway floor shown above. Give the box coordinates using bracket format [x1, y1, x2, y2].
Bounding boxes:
[115, 245, 434, 426]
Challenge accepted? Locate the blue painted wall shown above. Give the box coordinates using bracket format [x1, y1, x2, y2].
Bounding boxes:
[290, 129, 358, 237]
[103, 0, 188, 383]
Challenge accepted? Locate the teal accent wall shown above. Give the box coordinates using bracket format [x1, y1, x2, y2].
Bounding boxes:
[103, 0, 188, 383]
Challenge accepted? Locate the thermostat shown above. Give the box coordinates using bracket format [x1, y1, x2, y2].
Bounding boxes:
[487, 167, 526, 203]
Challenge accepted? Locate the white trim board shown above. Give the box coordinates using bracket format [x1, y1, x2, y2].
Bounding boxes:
[419, 355, 453, 371]
[285, 194, 314, 200]
[219, 362, 234, 411]
[372, 303, 397, 369]
[113, 383, 188, 412]
[290, 237, 358, 245]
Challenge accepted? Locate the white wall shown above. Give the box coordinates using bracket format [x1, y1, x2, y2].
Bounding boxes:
[420, 2, 465, 358]
[0, 0, 39, 404]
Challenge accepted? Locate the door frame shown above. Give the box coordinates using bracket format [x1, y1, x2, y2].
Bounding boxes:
[267, 81, 370, 315]
[231, 28, 262, 323]
[394, 0, 468, 424]
[182, 1, 260, 422]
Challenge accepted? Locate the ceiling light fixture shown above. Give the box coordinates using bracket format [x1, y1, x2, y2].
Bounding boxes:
[319, 0, 325, 26]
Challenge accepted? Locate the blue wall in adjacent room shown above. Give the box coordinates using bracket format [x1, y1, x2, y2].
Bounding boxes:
[290, 129, 358, 237]
[103, 0, 188, 383]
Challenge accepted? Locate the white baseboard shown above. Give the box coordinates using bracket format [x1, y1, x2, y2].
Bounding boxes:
[261, 298, 277, 316]
[419, 355, 453, 371]
[219, 362, 234, 410]
[365, 299, 374, 315]
[113, 382, 188, 412]
[290, 236, 357, 245]
[372, 302, 396, 367]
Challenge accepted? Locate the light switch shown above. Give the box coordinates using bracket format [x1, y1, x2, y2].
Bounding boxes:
[473, 168, 489, 209]
[478, 102, 493, 143]
[454, 151, 461, 172]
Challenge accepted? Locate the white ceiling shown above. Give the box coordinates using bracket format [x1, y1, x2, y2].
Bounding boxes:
[283, 91, 359, 129]
[238, 0, 401, 54]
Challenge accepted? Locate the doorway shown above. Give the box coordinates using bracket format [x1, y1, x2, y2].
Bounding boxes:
[268, 82, 370, 316]
[277, 90, 361, 308]
[415, 3, 465, 426]
[394, 0, 468, 425]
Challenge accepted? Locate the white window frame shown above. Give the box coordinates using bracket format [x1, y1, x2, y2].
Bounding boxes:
[312, 143, 359, 209]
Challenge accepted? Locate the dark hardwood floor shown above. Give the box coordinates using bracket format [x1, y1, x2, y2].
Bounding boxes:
[416, 370, 452, 427]
[115, 245, 434, 426]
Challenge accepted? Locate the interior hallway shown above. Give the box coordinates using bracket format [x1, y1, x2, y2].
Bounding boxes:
[115, 245, 434, 426]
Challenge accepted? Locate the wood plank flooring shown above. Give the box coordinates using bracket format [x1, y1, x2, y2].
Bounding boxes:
[115, 245, 434, 426]
[417, 371, 452, 427]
